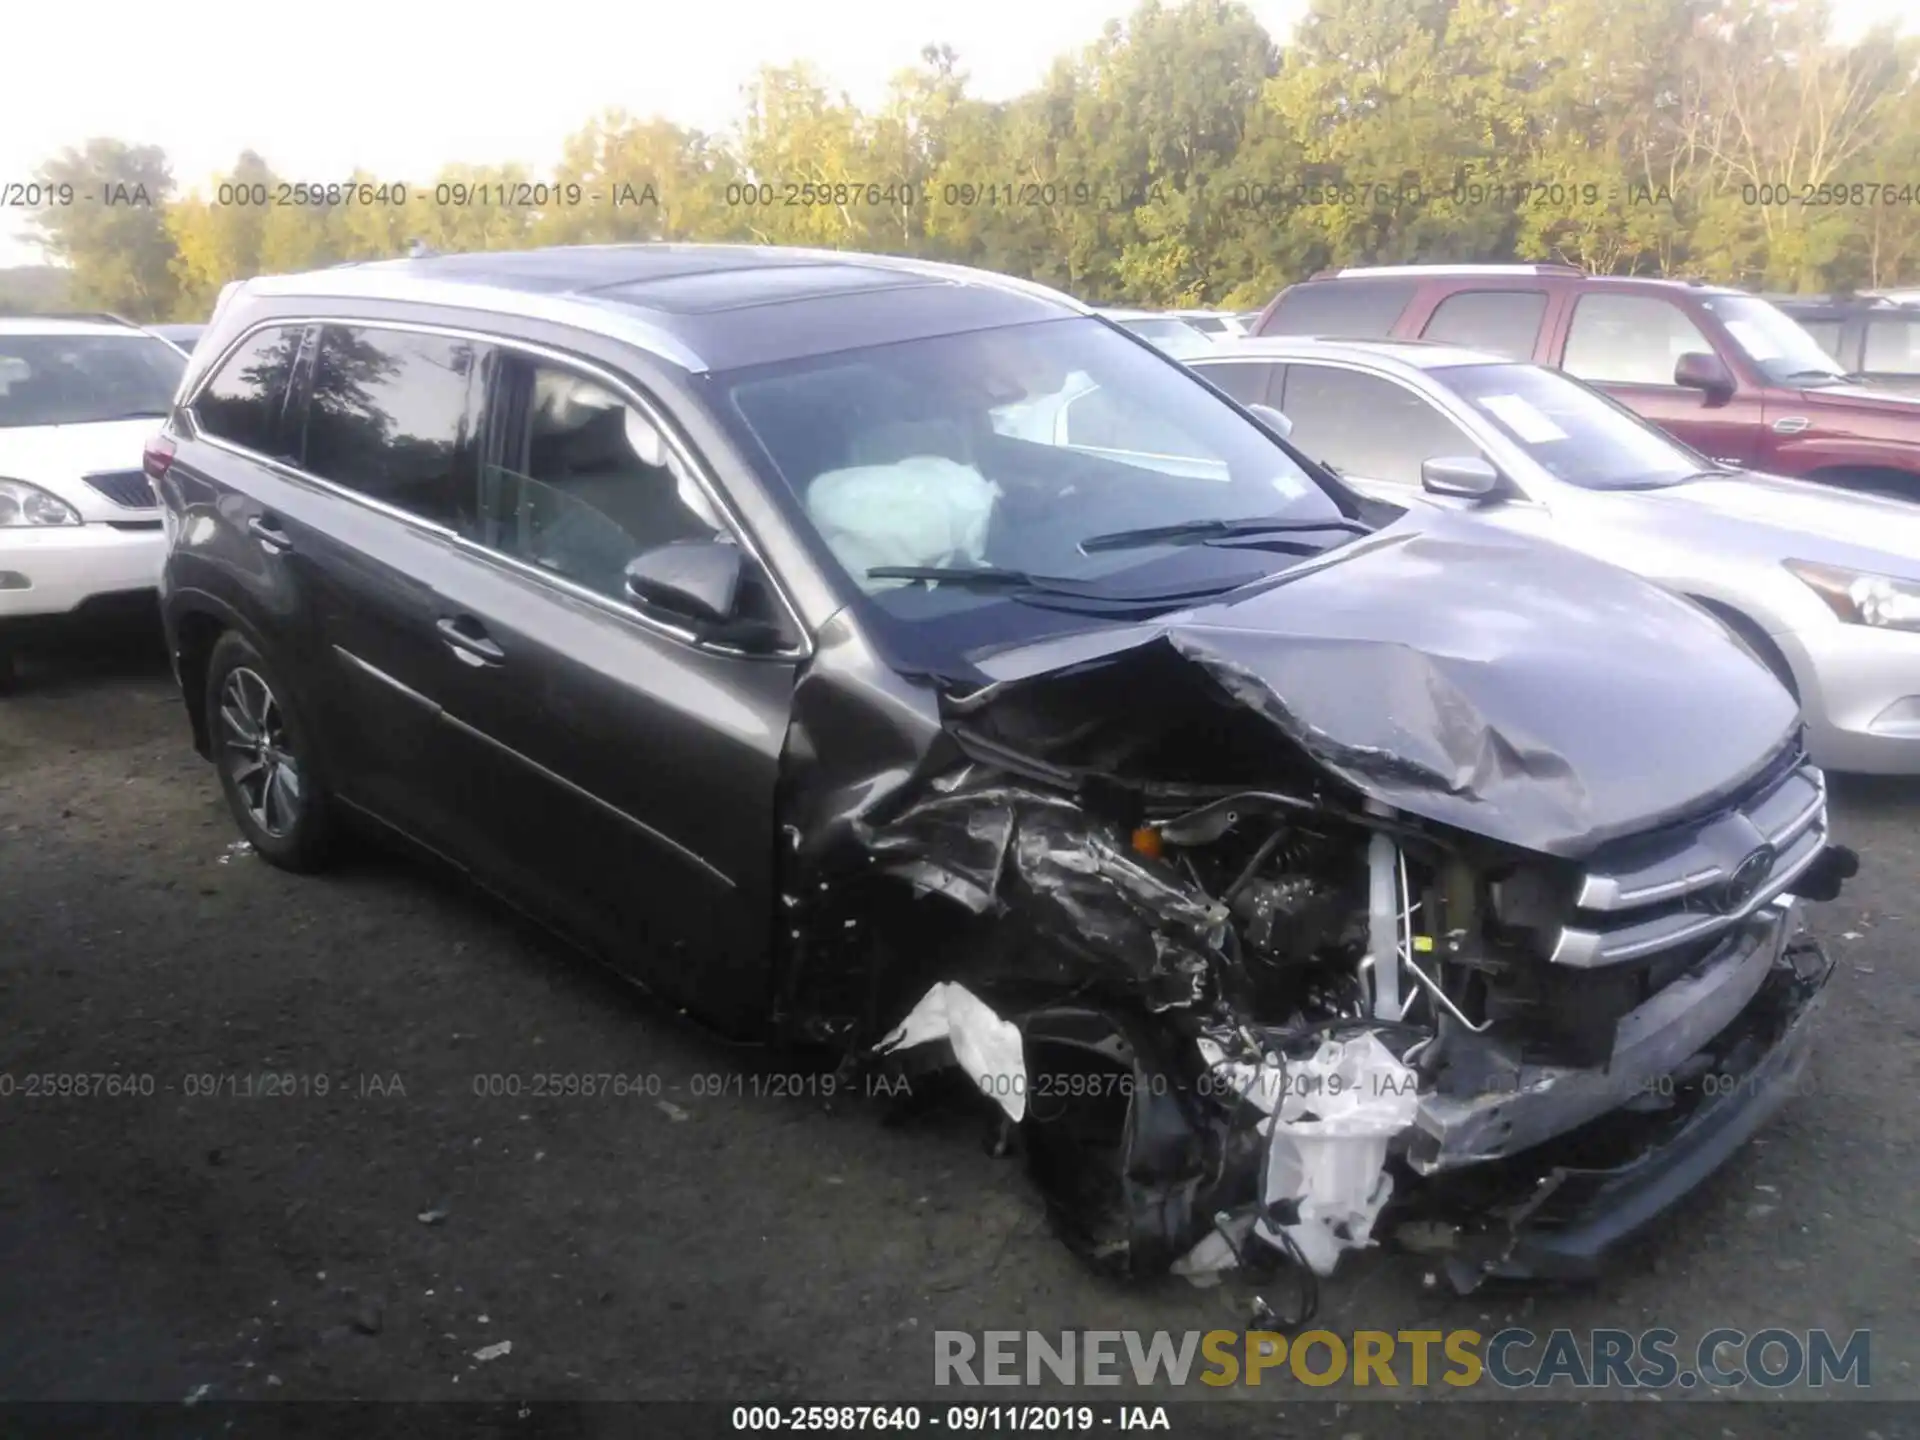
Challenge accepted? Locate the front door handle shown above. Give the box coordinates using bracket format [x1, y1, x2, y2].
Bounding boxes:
[247, 516, 292, 553]
[436, 615, 506, 667]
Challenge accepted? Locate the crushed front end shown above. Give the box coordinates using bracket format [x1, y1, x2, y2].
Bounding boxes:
[776, 616, 1856, 1294]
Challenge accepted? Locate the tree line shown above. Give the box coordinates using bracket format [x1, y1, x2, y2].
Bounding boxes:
[19, 0, 1920, 322]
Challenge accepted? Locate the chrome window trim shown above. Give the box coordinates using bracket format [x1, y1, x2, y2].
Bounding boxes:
[182, 313, 812, 662]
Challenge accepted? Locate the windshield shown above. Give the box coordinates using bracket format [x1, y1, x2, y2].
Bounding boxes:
[712, 316, 1350, 635]
[1700, 294, 1847, 384]
[1437, 362, 1715, 490]
[0, 333, 187, 428]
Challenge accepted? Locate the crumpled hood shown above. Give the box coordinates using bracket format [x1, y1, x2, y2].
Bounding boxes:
[972, 513, 1801, 858]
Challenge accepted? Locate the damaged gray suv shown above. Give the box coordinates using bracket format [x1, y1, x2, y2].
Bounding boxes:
[152, 245, 1856, 1296]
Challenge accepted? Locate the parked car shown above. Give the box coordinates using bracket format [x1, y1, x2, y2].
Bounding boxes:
[1164, 309, 1248, 339]
[154, 245, 1852, 1291]
[1095, 307, 1216, 357]
[1191, 335, 1920, 774]
[0, 313, 188, 685]
[1768, 294, 1920, 393]
[1251, 263, 1920, 499]
[149, 323, 207, 354]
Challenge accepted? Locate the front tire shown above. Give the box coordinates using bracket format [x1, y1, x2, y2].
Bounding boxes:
[204, 630, 334, 871]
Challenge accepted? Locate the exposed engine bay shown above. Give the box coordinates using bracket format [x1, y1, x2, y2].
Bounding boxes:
[775, 607, 1857, 1303]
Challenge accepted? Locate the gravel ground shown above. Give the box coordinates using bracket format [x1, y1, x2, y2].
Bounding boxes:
[0, 622, 1915, 1435]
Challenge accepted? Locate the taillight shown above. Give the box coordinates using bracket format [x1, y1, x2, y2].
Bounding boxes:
[144, 435, 175, 483]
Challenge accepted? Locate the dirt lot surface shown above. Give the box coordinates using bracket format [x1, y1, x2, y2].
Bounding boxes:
[1, 624, 1915, 1436]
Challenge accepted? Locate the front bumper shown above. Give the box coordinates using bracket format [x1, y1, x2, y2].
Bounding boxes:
[1775, 619, 1920, 773]
[1412, 924, 1833, 1291]
[0, 523, 163, 622]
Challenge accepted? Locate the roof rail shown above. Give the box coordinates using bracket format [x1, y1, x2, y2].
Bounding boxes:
[1308, 262, 1586, 280]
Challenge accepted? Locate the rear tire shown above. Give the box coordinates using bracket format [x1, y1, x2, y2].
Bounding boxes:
[204, 629, 335, 872]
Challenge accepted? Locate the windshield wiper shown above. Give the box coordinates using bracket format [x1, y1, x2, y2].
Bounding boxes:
[1078, 513, 1372, 554]
[97, 409, 170, 421]
[866, 564, 1100, 594]
[1778, 370, 1845, 385]
[864, 563, 1255, 604]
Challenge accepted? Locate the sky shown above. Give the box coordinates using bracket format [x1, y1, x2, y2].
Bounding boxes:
[1, 0, 1914, 269]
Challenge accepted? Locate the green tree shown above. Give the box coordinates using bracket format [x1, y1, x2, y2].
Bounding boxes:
[30, 140, 179, 318]
[538, 111, 744, 245]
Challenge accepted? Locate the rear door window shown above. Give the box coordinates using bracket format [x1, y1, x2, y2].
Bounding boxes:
[191, 326, 306, 459]
[1419, 290, 1548, 360]
[298, 325, 480, 527]
[1561, 294, 1714, 385]
[1261, 280, 1418, 338]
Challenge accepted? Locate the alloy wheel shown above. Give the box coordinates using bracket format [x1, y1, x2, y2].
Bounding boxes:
[218, 666, 303, 839]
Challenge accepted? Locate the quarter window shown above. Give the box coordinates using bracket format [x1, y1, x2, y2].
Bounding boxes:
[1280, 366, 1479, 486]
[473, 359, 722, 602]
[301, 325, 478, 525]
[1562, 295, 1715, 385]
[193, 325, 304, 458]
[1420, 290, 1547, 360]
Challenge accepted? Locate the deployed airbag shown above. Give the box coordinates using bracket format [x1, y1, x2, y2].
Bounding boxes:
[807, 457, 1001, 593]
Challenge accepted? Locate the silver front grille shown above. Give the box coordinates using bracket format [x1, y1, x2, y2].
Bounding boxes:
[1550, 760, 1828, 968]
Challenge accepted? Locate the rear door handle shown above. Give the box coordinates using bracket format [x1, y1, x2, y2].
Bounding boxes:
[436, 615, 506, 667]
[247, 516, 292, 553]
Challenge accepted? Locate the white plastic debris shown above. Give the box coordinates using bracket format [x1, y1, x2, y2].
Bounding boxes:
[1196, 1036, 1288, 1115]
[1253, 1032, 1421, 1277]
[473, 1340, 512, 1362]
[1171, 1210, 1257, 1288]
[656, 1099, 690, 1122]
[876, 981, 1027, 1122]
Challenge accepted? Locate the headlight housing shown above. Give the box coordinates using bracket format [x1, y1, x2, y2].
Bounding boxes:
[0, 477, 82, 528]
[1785, 558, 1920, 632]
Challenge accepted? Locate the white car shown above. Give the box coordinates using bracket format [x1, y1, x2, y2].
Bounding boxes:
[1165, 308, 1249, 338]
[1094, 308, 1218, 358]
[0, 315, 187, 684]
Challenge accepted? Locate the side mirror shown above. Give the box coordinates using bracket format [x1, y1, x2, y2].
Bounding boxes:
[623, 539, 744, 626]
[1247, 403, 1294, 440]
[1421, 455, 1504, 501]
[1674, 351, 1735, 403]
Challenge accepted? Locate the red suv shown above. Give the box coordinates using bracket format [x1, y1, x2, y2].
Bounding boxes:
[1251, 263, 1920, 498]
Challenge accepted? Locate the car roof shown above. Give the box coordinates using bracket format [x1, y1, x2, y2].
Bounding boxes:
[0, 316, 156, 338]
[1197, 335, 1510, 370]
[1290, 267, 1749, 299]
[235, 244, 1091, 374]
